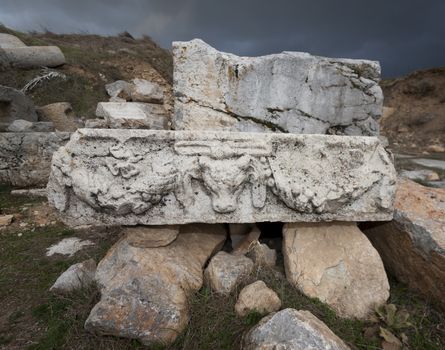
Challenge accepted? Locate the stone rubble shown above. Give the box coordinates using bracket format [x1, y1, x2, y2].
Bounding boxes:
[85, 224, 226, 345]
[50, 259, 96, 293]
[363, 179, 445, 311]
[246, 242, 277, 267]
[204, 251, 254, 295]
[0, 214, 14, 227]
[47, 129, 396, 226]
[37, 102, 81, 132]
[173, 39, 382, 135]
[105, 79, 164, 104]
[242, 308, 350, 350]
[7, 119, 54, 132]
[235, 280, 281, 317]
[283, 222, 390, 319]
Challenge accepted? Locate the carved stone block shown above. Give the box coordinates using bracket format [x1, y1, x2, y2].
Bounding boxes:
[47, 129, 396, 226]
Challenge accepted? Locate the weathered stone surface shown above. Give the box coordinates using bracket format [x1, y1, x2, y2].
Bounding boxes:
[400, 169, 440, 182]
[95, 102, 168, 129]
[85, 224, 226, 345]
[6, 119, 54, 132]
[0, 33, 26, 48]
[84, 118, 109, 129]
[204, 251, 254, 295]
[47, 129, 396, 226]
[10, 188, 47, 197]
[38, 102, 80, 132]
[0, 85, 38, 123]
[0, 214, 14, 227]
[0, 46, 65, 68]
[235, 281, 281, 317]
[0, 132, 70, 187]
[232, 226, 261, 254]
[173, 39, 382, 135]
[247, 242, 277, 267]
[105, 80, 130, 101]
[105, 79, 164, 104]
[242, 308, 350, 350]
[123, 225, 179, 247]
[283, 222, 389, 319]
[363, 179, 445, 311]
[50, 259, 96, 293]
[229, 223, 255, 249]
[46, 237, 94, 257]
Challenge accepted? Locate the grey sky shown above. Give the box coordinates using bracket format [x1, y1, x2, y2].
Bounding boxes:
[1, 0, 444, 77]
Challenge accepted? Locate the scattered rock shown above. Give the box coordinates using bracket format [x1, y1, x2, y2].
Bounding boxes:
[232, 225, 261, 254]
[95, 102, 168, 129]
[46, 237, 94, 257]
[10, 188, 47, 197]
[426, 144, 445, 153]
[0, 45, 65, 68]
[204, 251, 254, 295]
[0, 131, 71, 187]
[0, 85, 38, 123]
[105, 80, 131, 101]
[6, 119, 54, 132]
[123, 225, 179, 248]
[85, 224, 226, 346]
[38, 102, 80, 132]
[283, 222, 389, 319]
[363, 179, 445, 311]
[400, 169, 440, 182]
[235, 281, 281, 317]
[50, 259, 96, 293]
[242, 308, 350, 350]
[246, 242, 277, 267]
[173, 39, 382, 135]
[0, 33, 26, 48]
[84, 118, 109, 128]
[129, 78, 164, 104]
[0, 214, 14, 227]
[410, 158, 445, 171]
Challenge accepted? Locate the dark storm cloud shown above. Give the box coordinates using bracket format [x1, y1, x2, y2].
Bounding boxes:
[1, 0, 444, 77]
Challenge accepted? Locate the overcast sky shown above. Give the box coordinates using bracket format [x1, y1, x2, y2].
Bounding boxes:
[1, 0, 444, 77]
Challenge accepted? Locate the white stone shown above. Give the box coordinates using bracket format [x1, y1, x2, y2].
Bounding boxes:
[46, 237, 94, 257]
[129, 78, 164, 104]
[235, 281, 281, 316]
[242, 308, 350, 350]
[50, 259, 96, 293]
[95, 102, 168, 129]
[0, 33, 26, 48]
[204, 251, 254, 295]
[173, 39, 382, 135]
[283, 222, 390, 319]
[11, 188, 47, 197]
[1, 46, 65, 68]
[47, 129, 396, 226]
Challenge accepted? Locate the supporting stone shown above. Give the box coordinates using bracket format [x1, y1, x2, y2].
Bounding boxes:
[173, 39, 382, 135]
[47, 129, 396, 226]
[283, 222, 390, 319]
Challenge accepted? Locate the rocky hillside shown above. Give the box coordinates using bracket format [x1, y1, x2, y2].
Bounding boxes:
[380, 68, 445, 154]
[0, 25, 173, 117]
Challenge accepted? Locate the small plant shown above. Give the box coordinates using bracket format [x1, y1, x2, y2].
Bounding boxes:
[21, 67, 66, 93]
[372, 304, 413, 350]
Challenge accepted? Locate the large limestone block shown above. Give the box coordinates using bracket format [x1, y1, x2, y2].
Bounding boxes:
[0, 46, 65, 68]
[0, 85, 38, 123]
[0, 132, 71, 187]
[173, 39, 382, 135]
[95, 102, 168, 129]
[363, 179, 445, 311]
[0, 33, 26, 48]
[242, 308, 350, 350]
[47, 129, 396, 226]
[85, 224, 226, 345]
[283, 222, 389, 319]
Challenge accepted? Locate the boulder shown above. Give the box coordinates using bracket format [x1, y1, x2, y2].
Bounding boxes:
[95, 102, 168, 129]
[363, 179, 445, 311]
[123, 225, 179, 248]
[105, 79, 164, 104]
[47, 129, 396, 226]
[246, 242, 277, 267]
[235, 281, 281, 317]
[0, 46, 65, 68]
[242, 308, 350, 350]
[85, 224, 226, 346]
[204, 251, 254, 295]
[173, 39, 382, 135]
[0, 131, 71, 187]
[6, 119, 54, 132]
[0, 214, 14, 227]
[283, 222, 389, 319]
[0, 33, 26, 48]
[400, 169, 440, 182]
[0, 85, 38, 123]
[50, 259, 96, 293]
[105, 80, 131, 101]
[38, 102, 80, 132]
